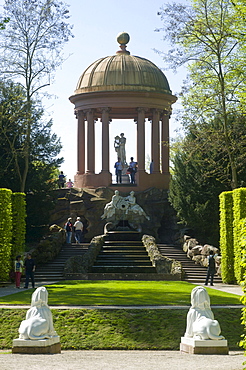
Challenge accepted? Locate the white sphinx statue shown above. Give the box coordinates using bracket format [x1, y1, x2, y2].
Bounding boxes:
[18, 286, 58, 340]
[184, 286, 224, 340]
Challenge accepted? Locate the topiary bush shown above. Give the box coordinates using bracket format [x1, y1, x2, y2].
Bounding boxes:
[239, 218, 246, 355]
[233, 188, 246, 284]
[219, 191, 235, 283]
[0, 188, 12, 281]
[12, 192, 26, 261]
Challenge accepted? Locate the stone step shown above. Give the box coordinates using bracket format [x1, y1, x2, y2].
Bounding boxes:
[85, 273, 167, 281]
[94, 260, 153, 266]
[157, 244, 223, 284]
[105, 231, 142, 241]
[102, 246, 146, 251]
[91, 266, 157, 273]
[97, 254, 150, 259]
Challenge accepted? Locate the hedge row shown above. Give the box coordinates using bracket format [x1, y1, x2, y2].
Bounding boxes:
[219, 191, 234, 283]
[219, 188, 246, 284]
[12, 192, 26, 261]
[0, 189, 13, 281]
[239, 218, 246, 352]
[233, 189, 246, 283]
[0, 189, 26, 281]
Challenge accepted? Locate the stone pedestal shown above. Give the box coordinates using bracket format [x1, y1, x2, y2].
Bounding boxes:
[180, 337, 228, 355]
[12, 336, 61, 354]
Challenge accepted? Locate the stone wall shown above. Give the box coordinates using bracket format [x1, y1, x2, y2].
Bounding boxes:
[49, 187, 179, 244]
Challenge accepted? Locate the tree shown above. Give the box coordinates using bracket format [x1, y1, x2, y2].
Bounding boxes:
[0, 79, 63, 192]
[156, 0, 246, 189]
[0, 0, 73, 192]
[169, 135, 228, 245]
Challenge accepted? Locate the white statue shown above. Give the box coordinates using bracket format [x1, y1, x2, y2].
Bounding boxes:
[101, 190, 150, 222]
[114, 133, 126, 164]
[126, 191, 150, 220]
[101, 190, 121, 220]
[18, 286, 58, 340]
[184, 286, 224, 340]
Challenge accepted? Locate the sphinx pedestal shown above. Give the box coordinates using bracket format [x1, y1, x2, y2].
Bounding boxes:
[180, 337, 229, 355]
[12, 336, 61, 354]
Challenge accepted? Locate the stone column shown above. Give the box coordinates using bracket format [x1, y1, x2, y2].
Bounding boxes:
[161, 112, 170, 174]
[136, 108, 146, 171]
[76, 110, 85, 174]
[151, 109, 160, 173]
[101, 108, 110, 172]
[86, 109, 95, 174]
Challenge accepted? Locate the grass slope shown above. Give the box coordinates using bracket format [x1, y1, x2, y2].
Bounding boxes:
[0, 308, 242, 350]
[0, 281, 241, 306]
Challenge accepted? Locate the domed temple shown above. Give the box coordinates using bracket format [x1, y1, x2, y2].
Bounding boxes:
[69, 32, 177, 191]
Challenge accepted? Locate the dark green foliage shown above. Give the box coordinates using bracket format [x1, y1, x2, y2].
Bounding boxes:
[11, 192, 26, 260]
[219, 191, 235, 283]
[0, 189, 12, 281]
[169, 140, 228, 245]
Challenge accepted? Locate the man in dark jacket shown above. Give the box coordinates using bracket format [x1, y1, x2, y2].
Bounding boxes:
[24, 253, 36, 289]
[205, 250, 216, 286]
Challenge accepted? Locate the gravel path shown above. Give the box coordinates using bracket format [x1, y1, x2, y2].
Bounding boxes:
[0, 350, 244, 370]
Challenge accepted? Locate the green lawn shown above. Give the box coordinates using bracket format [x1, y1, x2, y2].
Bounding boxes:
[0, 280, 241, 306]
[0, 308, 242, 350]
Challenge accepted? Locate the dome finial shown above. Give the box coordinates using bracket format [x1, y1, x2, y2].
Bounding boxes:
[116, 32, 130, 55]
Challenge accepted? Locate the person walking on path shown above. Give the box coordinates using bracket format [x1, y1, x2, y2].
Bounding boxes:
[14, 255, 23, 289]
[74, 217, 84, 244]
[65, 217, 73, 244]
[205, 250, 216, 286]
[114, 158, 123, 184]
[24, 253, 36, 289]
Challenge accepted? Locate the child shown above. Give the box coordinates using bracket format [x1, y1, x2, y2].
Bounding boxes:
[14, 255, 24, 289]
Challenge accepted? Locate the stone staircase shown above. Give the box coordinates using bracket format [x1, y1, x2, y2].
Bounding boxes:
[158, 244, 223, 284]
[91, 231, 156, 275]
[34, 243, 89, 282]
[33, 235, 223, 284]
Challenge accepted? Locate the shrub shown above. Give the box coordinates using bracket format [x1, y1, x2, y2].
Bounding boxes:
[0, 188, 12, 281]
[219, 191, 235, 283]
[142, 234, 183, 277]
[12, 192, 26, 260]
[233, 188, 246, 284]
[64, 235, 104, 275]
[239, 218, 246, 353]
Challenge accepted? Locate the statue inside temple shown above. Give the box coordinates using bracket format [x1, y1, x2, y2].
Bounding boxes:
[114, 133, 126, 164]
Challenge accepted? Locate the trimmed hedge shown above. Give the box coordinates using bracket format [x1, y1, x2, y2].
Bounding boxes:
[239, 218, 246, 352]
[233, 188, 246, 284]
[0, 189, 12, 281]
[219, 188, 246, 284]
[12, 192, 26, 260]
[219, 191, 235, 283]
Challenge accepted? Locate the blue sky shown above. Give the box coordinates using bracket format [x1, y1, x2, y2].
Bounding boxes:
[0, 0, 189, 181]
